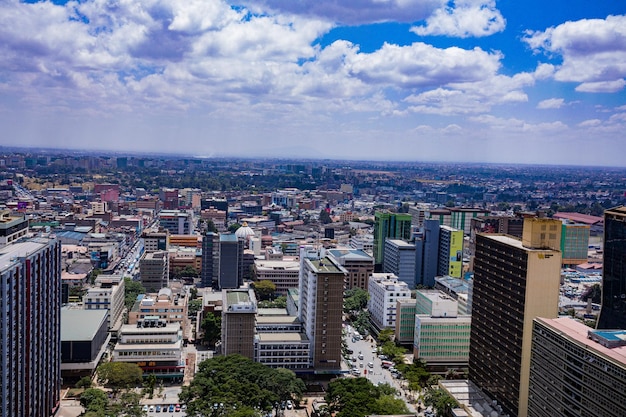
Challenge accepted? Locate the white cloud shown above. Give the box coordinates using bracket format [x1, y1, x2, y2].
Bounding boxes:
[523, 15, 626, 91]
[578, 119, 602, 127]
[537, 98, 564, 109]
[411, 0, 505, 38]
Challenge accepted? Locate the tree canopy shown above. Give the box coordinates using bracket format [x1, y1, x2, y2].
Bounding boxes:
[179, 354, 306, 416]
[325, 377, 409, 417]
[124, 278, 145, 311]
[251, 280, 277, 301]
[201, 311, 222, 346]
[96, 362, 143, 391]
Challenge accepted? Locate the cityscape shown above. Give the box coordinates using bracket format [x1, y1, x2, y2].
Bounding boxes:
[0, 149, 625, 417]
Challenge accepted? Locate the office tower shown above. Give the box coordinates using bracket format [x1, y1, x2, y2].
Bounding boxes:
[142, 229, 170, 253]
[158, 210, 193, 235]
[140, 251, 169, 292]
[0, 211, 29, 247]
[218, 234, 243, 289]
[383, 239, 416, 288]
[221, 289, 257, 360]
[597, 206, 626, 330]
[559, 221, 590, 266]
[438, 225, 463, 278]
[0, 237, 61, 417]
[373, 212, 412, 268]
[327, 248, 374, 290]
[528, 317, 626, 417]
[299, 250, 346, 371]
[368, 273, 411, 334]
[469, 218, 562, 417]
[201, 232, 219, 288]
[415, 219, 440, 287]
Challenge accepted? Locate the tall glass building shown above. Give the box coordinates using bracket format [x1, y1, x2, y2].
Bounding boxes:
[597, 206, 626, 330]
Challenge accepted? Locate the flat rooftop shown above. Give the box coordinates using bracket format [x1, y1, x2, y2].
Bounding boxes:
[308, 256, 345, 274]
[257, 333, 309, 343]
[484, 234, 558, 252]
[61, 309, 108, 341]
[417, 289, 456, 303]
[256, 315, 300, 324]
[0, 238, 52, 272]
[226, 290, 252, 306]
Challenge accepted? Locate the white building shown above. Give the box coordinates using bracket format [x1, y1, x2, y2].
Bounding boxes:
[368, 273, 412, 333]
[83, 274, 126, 331]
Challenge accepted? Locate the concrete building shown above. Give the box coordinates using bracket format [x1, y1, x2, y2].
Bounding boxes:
[158, 210, 193, 235]
[0, 237, 61, 417]
[528, 317, 626, 417]
[253, 256, 300, 296]
[254, 311, 311, 370]
[142, 229, 169, 253]
[367, 273, 411, 334]
[221, 289, 257, 360]
[438, 226, 464, 278]
[83, 273, 125, 332]
[128, 287, 189, 340]
[327, 247, 374, 291]
[597, 206, 626, 330]
[395, 299, 417, 344]
[469, 218, 562, 417]
[61, 309, 110, 381]
[299, 250, 347, 372]
[140, 251, 170, 292]
[0, 211, 29, 247]
[373, 212, 412, 267]
[113, 317, 184, 380]
[434, 276, 472, 315]
[559, 221, 590, 266]
[415, 219, 440, 287]
[383, 239, 417, 289]
[349, 234, 374, 254]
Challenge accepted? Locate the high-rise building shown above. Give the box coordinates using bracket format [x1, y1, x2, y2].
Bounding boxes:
[218, 234, 243, 289]
[559, 221, 590, 266]
[438, 225, 464, 278]
[0, 211, 29, 247]
[299, 250, 346, 371]
[158, 210, 193, 235]
[415, 219, 440, 287]
[200, 232, 219, 288]
[221, 289, 257, 360]
[383, 239, 416, 288]
[0, 237, 62, 417]
[597, 206, 626, 330]
[469, 218, 562, 417]
[528, 317, 626, 417]
[142, 230, 170, 253]
[327, 248, 374, 291]
[367, 273, 411, 334]
[140, 251, 170, 292]
[373, 212, 412, 268]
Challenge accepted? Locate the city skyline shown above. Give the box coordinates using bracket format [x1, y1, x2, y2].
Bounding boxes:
[1, 0, 626, 166]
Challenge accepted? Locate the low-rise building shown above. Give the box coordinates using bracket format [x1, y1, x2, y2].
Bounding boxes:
[128, 287, 189, 339]
[61, 308, 110, 381]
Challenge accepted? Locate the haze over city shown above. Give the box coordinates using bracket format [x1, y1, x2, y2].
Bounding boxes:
[1, 0, 626, 166]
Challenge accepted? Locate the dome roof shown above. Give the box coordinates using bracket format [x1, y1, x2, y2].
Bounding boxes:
[235, 222, 255, 239]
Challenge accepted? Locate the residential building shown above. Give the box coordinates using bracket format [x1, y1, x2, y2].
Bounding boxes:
[528, 317, 626, 417]
[438, 225, 463, 278]
[327, 247, 374, 290]
[221, 289, 257, 360]
[373, 212, 412, 267]
[597, 206, 626, 330]
[415, 219, 440, 287]
[383, 239, 416, 288]
[299, 250, 346, 372]
[0, 237, 61, 417]
[113, 318, 184, 380]
[83, 274, 125, 332]
[140, 251, 169, 292]
[368, 273, 411, 335]
[469, 218, 562, 417]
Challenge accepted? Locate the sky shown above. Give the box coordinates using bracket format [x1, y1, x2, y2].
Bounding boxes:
[1, 0, 626, 166]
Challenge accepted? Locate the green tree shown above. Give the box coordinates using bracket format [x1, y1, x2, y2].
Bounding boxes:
[124, 278, 145, 311]
[96, 362, 143, 392]
[80, 388, 108, 412]
[423, 388, 458, 417]
[75, 375, 93, 389]
[190, 286, 198, 299]
[228, 223, 242, 232]
[188, 299, 203, 318]
[252, 280, 277, 301]
[582, 283, 602, 304]
[377, 329, 394, 344]
[343, 288, 369, 317]
[201, 311, 222, 346]
[325, 377, 408, 417]
[319, 209, 332, 224]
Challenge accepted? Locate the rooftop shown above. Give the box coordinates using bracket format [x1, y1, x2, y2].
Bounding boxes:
[61, 309, 108, 341]
[0, 238, 53, 272]
[308, 256, 345, 274]
[256, 333, 309, 342]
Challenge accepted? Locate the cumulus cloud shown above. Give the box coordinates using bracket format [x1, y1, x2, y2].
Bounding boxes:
[537, 98, 564, 109]
[523, 15, 626, 92]
[235, 0, 443, 24]
[470, 114, 568, 133]
[411, 0, 505, 38]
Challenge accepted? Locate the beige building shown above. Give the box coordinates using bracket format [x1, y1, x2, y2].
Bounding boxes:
[221, 289, 257, 360]
[128, 287, 190, 339]
[83, 274, 126, 332]
[253, 257, 300, 296]
[140, 251, 169, 292]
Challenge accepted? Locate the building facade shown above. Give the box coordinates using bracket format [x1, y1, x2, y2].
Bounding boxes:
[327, 248, 374, 291]
[528, 317, 626, 417]
[140, 251, 170, 292]
[469, 224, 561, 417]
[367, 273, 411, 334]
[0, 237, 62, 417]
[559, 221, 590, 266]
[218, 234, 243, 289]
[415, 219, 440, 287]
[597, 206, 626, 330]
[83, 274, 125, 331]
[438, 226, 463, 278]
[200, 232, 219, 288]
[373, 212, 412, 267]
[221, 289, 257, 359]
[383, 239, 416, 289]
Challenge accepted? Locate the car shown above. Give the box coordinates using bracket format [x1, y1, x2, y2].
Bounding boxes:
[142, 405, 149, 412]
[149, 405, 155, 412]
[175, 403, 181, 412]
[156, 405, 162, 412]
[351, 369, 360, 375]
[286, 400, 293, 410]
[351, 357, 357, 362]
[169, 405, 175, 412]
[368, 362, 374, 368]
[181, 404, 187, 410]
[371, 349, 377, 354]
[359, 362, 364, 368]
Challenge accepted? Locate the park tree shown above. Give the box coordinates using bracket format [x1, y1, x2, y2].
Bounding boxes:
[252, 280, 276, 301]
[96, 362, 143, 391]
[80, 388, 108, 412]
[201, 311, 222, 346]
[188, 299, 203, 318]
[325, 377, 409, 417]
[423, 388, 458, 417]
[344, 288, 369, 316]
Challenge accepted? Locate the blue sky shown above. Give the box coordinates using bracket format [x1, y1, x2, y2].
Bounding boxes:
[1, 0, 625, 166]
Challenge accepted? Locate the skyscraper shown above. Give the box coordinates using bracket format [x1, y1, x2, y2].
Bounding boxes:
[218, 234, 243, 289]
[469, 218, 562, 417]
[200, 232, 219, 288]
[0, 237, 62, 417]
[597, 206, 626, 330]
[299, 249, 346, 371]
[415, 219, 440, 287]
[373, 212, 412, 268]
[437, 225, 463, 278]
